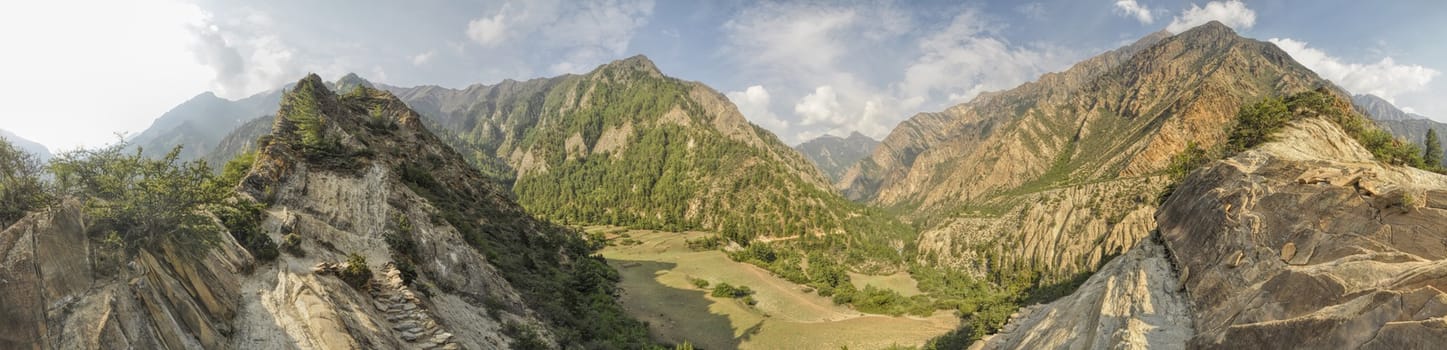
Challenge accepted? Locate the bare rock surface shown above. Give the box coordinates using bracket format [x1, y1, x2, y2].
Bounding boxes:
[980, 236, 1192, 350]
[986, 118, 1447, 349]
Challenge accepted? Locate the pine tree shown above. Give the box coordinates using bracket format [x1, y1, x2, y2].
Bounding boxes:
[1426, 129, 1443, 168]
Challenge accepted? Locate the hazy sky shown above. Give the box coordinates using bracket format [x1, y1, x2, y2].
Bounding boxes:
[3, 0, 1445, 150]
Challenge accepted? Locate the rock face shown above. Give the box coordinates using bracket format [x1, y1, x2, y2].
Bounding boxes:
[842, 22, 1333, 281]
[979, 236, 1192, 350]
[1, 199, 253, 350]
[985, 118, 1447, 349]
[1161, 118, 1447, 348]
[794, 132, 880, 183]
[1, 74, 648, 349]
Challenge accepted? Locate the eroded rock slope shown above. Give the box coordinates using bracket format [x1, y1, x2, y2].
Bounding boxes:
[983, 118, 1447, 349]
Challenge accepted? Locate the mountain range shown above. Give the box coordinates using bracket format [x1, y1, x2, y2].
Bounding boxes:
[793, 132, 880, 183]
[0, 129, 50, 161]
[8, 18, 1447, 349]
[1353, 94, 1447, 166]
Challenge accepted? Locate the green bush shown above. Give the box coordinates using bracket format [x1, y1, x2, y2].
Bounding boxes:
[710, 282, 755, 298]
[281, 233, 304, 256]
[501, 321, 549, 350]
[214, 200, 278, 262]
[689, 277, 710, 289]
[339, 253, 372, 288]
[0, 138, 50, 227]
[50, 144, 226, 259]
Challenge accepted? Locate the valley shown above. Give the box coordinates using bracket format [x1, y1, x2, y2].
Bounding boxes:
[596, 228, 958, 349]
[4, 2, 1447, 349]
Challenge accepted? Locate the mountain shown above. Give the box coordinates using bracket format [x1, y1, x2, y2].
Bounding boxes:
[0, 74, 652, 349]
[1353, 93, 1426, 121]
[130, 90, 281, 161]
[383, 55, 902, 246]
[0, 129, 50, 161]
[794, 132, 880, 183]
[1352, 94, 1447, 166]
[983, 108, 1447, 348]
[839, 22, 1335, 282]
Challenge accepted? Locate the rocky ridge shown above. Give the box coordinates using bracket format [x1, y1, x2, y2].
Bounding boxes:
[844, 22, 1334, 280]
[1, 74, 649, 349]
[982, 117, 1447, 349]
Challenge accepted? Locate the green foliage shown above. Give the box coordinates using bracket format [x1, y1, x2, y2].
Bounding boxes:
[685, 236, 723, 251]
[398, 159, 653, 348]
[848, 285, 934, 317]
[213, 199, 278, 261]
[285, 81, 331, 150]
[384, 215, 420, 285]
[710, 282, 755, 298]
[280, 233, 304, 256]
[215, 150, 256, 188]
[688, 277, 710, 289]
[501, 321, 550, 350]
[1427, 129, 1444, 169]
[0, 138, 50, 227]
[50, 143, 226, 259]
[339, 252, 372, 288]
[1227, 96, 1290, 153]
[1166, 141, 1211, 182]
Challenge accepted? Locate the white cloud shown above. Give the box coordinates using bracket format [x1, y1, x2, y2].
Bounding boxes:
[1269, 38, 1439, 102]
[1113, 0, 1154, 24]
[900, 9, 1077, 106]
[411, 50, 436, 66]
[0, 0, 214, 150]
[720, 4, 1077, 144]
[795, 86, 845, 126]
[466, 4, 511, 47]
[464, 0, 655, 75]
[727, 85, 790, 131]
[1166, 0, 1255, 33]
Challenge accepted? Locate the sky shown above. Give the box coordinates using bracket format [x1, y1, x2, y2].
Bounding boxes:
[2, 0, 1445, 150]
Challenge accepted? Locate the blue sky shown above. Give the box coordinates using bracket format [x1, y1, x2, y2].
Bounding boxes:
[3, 0, 1445, 149]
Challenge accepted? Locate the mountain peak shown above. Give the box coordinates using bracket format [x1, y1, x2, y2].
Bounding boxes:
[596, 54, 662, 77]
[1175, 20, 1238, 40]
[334, 72, 375, 94]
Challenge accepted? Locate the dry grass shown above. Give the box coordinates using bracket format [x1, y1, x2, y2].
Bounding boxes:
[597, 227, 958, 349]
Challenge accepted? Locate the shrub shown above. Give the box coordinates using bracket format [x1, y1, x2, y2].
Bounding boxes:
[339, 253, 372, 288]
[281, 233, 305, 256]
[0, 138, 50, 227]
[50, 144, 226, 259]
[501, 321, 549, 350]
[214, 200, 278, 262]
[710, 282, 755, 298]
[689, 277, 710, 289]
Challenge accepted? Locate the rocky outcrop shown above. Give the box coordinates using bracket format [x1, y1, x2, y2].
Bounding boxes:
[1160, 118, 1447, 348]
[3, 74, 649, 349]
[845, 22, 1337, 282]
[0, 199, 255, 350]
[984, 118, 1447, 349]
[978, 236, 1192, 350]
